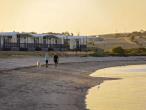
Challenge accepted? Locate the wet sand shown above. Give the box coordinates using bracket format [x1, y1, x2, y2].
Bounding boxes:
[0, 58, 146, 110]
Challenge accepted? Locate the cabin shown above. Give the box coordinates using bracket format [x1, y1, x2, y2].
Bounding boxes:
[31, 34, 58, 51]
[0, 32, 100, 51]
[0, 32, 19, 51]
[65, 36, 87, 51]
[86, 36, 103, 50]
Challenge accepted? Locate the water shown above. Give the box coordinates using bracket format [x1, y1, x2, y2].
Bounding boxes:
[86, 65, 146, 110]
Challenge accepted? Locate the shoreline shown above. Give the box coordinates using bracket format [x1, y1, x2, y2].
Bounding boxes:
[86, 63, 146, 110]
[84, 60, 146, 110]
[0, 58, 146, 110]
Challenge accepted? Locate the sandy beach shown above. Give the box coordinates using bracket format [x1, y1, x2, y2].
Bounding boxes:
[0, 57, 146, 110]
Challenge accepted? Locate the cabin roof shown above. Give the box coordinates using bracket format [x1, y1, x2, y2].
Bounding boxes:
[31, 34, 58, 39]
[64, 36, 87, 39]
[0, 32, 19, 36]
[31, 34, 48, 37]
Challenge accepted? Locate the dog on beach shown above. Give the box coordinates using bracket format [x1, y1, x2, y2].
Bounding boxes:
[37, 60, 41, 67]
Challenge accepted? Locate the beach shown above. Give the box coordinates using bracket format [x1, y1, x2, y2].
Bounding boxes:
[0, 57, 146, 110]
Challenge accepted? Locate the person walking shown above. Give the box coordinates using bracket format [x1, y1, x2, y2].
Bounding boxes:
[53, 54, 59, 68]
[45, 53, 49, 68]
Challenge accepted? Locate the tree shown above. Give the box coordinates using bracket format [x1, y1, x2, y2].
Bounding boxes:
[71, 33, 74, 36]
[62, 32, 70, 36]
[30, 32, 37, 34]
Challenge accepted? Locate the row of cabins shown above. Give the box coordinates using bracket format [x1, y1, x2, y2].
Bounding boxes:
[0, 32, 98, 51]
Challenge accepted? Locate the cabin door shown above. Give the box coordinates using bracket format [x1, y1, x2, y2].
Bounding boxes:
[17, 35, 20, 47]
[3, 36, 12, 49]
[76, 39, 80, 50]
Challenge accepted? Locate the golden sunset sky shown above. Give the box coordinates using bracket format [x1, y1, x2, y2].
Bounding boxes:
[0, 0, 146, 35]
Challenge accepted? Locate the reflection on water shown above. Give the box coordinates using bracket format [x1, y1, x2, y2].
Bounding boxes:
[86, 65, 146, 110]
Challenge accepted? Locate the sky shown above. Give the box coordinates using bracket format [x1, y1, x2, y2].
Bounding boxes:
[0, 0, 146, 35]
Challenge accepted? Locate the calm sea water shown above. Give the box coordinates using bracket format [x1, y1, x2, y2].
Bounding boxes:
[86, 65, 146, 110]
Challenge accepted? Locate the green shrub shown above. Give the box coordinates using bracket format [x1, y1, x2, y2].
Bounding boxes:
[91, 49, 105, 57]
[112, 46, 125, 56]
[126, 48, 146, 56]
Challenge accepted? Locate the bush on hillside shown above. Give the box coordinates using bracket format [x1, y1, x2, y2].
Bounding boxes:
[126, 48, 146, 56]
[91, 48, 105, 57]
[112, 46, 125, 56]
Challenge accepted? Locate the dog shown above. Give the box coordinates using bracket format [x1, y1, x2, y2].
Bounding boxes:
[37, 60, 41, 68]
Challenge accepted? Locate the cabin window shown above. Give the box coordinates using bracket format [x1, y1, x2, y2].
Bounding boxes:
[55, 39, 57, 44]
[43, 37, 47, 44]
[34, 38, 39, 44]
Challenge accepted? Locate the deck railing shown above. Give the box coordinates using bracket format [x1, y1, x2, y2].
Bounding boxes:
[0, 43, 87, 51]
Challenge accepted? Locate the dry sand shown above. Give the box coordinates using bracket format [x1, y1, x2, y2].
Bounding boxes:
[0, 58, 146, 110]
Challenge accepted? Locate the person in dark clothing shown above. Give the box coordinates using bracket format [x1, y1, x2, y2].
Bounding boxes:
[45, 59, 48, 68]
[53, 54, 59, 67]
[45, 53, 49, 68]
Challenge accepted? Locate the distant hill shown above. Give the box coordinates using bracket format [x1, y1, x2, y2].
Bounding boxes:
[96, 31, 146, 51]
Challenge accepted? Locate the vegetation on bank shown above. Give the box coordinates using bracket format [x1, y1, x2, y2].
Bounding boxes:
[0, 46, 146, 58]
[110, 47, 146, 56]
[0, 51, 94, 58]
[91, 47, 146, 57]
